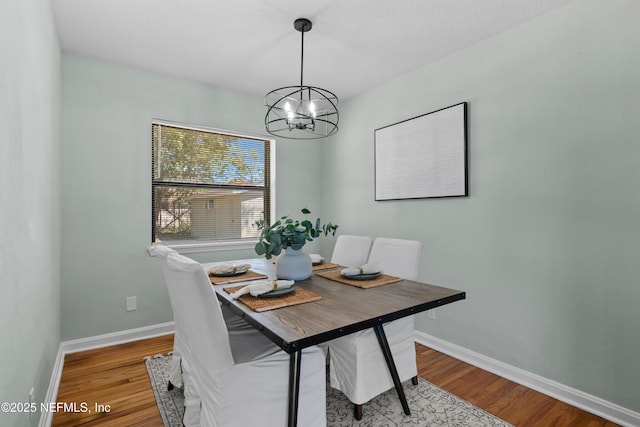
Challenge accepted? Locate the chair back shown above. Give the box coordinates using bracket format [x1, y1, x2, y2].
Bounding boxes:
[163, 253, 235, 375]
[367, 237, 423, 280]
[147, 244, 178, 259]
[148, 244, 185, 352]
[331, 235, 373, 267]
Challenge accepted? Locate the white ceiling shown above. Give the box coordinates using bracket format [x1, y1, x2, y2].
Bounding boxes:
[51, 0, 574, 101]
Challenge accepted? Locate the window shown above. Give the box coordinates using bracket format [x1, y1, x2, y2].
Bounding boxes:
[152, 121, 273, 250]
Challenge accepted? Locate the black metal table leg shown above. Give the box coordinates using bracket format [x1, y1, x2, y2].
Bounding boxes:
[288, 350, 302, 427]
[373, 324, 411, 415]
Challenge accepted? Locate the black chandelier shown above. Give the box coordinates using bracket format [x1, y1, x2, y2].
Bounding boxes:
[265, 18, 339, 140]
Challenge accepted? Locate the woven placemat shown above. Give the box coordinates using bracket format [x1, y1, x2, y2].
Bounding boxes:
[209, 270, 268, 285]
[312, 262, 342, 271]
[314, 269, 403, 289]
[223, 285, 322, 312]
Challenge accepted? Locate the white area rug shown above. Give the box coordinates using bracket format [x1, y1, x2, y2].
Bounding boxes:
[146, 354, 513, 426]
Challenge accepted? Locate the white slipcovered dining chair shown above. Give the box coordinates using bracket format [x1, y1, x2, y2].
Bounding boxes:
[330, 234, 373, 267]
[147, 244, 200, 410]
[160, 252, 327, 427]
[148, 244, 201, 426]
[150, 246, 317, 426]
[328, 237, 424, 420]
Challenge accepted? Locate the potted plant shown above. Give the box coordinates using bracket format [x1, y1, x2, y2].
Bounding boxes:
[255, 208, 338, 280]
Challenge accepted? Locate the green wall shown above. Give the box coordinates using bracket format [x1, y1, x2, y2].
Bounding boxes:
[319, 0, 640, 413]
[59, 0, 639, 417]
[0, 0, 61, 426]
[60, 54, 325, 340]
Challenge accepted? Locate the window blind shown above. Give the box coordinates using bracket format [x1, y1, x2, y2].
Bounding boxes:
[152, 122, 271, 244]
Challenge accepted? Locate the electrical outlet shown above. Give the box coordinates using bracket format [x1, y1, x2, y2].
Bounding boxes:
[428, 309, 436, 320]
[126, 296, 137, 312]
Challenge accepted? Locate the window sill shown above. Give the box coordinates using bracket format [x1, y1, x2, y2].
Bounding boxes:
[151, 239, 258, 255]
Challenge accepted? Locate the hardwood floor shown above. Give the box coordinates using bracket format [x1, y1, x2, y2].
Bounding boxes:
[52, 334, 174, 426]
[415, 346, 619, 427]
[52, 334, 619, 426]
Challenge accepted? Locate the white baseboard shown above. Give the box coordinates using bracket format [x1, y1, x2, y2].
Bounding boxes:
[415, 331, 640, 427]
[39, 322, 176, 427]
[38, 345, 66, 427]
[60, 322, 175, 354]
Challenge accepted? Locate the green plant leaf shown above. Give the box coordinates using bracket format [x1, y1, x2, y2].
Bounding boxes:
[271, 233, 282, 245]
[253, 208, 338, 259]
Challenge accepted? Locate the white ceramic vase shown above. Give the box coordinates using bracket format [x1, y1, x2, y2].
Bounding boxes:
[275, 247, 312, 280]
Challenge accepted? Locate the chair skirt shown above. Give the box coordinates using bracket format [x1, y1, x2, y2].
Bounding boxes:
[198, 345, 326, 427]
[329, 316, 417, 405]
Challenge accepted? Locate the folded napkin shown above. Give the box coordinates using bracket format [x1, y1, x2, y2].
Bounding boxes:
[341, 263, 381, 277]
[207, 263, 251, 276]
[230, 280, 295, 299]
[309, 254, 324, 264]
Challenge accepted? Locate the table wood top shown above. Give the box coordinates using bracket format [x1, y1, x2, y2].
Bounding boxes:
[206, 258, 466, 353]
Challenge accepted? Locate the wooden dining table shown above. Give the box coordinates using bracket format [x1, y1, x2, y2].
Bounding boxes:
[206, 257, 466, 427]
